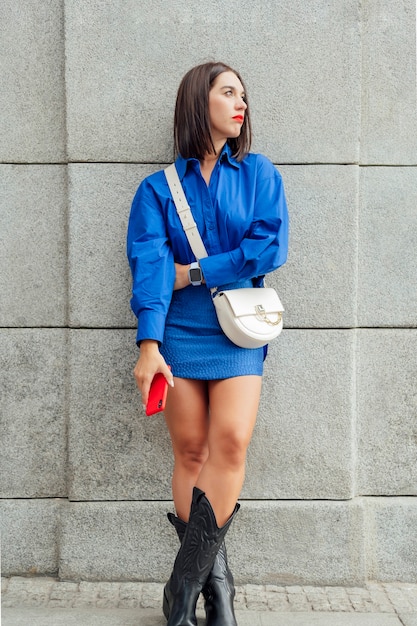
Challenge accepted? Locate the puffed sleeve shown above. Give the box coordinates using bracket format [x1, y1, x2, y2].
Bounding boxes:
[127, 176, 175, 345]
[199, 156, 289, 288]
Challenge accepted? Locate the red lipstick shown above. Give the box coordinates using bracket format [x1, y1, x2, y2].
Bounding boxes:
[232, 115, 244, 122]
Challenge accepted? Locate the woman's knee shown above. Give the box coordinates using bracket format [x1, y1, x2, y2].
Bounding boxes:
[175, 441, 209, 472]
[213, 431, 250, 469]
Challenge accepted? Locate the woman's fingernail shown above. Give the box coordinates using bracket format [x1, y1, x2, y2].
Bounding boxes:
[142, 404, 146, 411]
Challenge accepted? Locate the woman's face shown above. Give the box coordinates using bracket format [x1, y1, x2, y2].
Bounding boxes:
[208, 71, 247, 149]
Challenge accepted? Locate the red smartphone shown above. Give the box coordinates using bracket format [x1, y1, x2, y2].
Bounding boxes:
[145, 368, 171, 416]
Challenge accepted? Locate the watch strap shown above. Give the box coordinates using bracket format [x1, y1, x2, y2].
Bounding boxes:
[188, 261, 202, 286]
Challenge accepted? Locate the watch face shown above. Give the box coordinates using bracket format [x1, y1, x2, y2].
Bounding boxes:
[189, 267, 202, 282]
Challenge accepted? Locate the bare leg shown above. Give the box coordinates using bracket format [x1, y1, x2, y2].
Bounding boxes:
[196, 375, 262, 526]
[164, 378, 210, 521]
[163, 376, 259, 625]
[164, 375, 262, 526]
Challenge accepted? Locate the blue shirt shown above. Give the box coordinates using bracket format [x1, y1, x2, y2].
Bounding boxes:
[127, 144, 289, 345]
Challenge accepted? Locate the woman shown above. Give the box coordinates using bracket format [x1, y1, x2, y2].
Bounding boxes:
[127, 61, 288, 626]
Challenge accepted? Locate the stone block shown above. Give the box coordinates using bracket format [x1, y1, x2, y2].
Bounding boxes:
[365, 497, 417, 582]
[68, 163, 359, 330]
[65, 0, 360, 163]
[231, 500, 365, 586]
[59, 499, 365, 585]
[68, 164, 158, 328]
[0, 0, 66, 162]
[248, 0, 361, 164]
[67, 329, 355, 501]
[243, 330, 355, 499]
[0, 165, 67, 326]
[357, 330, 417, 495]
[361, 0, 417, 164]
[358, 167, 417, 326]
[0, 329, 67, 498]
[73, 166, 362, 334]
[59, 501, 175, 581]
[68, 329, 173, 500]
[0, 499, 61, 576]
[275, 165, 358, 329]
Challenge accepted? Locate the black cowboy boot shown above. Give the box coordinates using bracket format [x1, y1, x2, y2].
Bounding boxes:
[163, 487, 239, 626]
[167, 513, 238, 626]
[202, 541, 237, 626]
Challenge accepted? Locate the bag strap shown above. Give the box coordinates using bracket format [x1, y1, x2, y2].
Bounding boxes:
[164, 164, 208, 260]
[165, 163, 269, 299]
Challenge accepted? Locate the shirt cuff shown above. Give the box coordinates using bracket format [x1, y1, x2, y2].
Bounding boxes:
[199, 250, 242, 288]
[136, 310, 166, 345]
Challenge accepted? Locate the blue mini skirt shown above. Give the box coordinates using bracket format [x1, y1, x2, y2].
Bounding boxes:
[159, 280, 264, 380]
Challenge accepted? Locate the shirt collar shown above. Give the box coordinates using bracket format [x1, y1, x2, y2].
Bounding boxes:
[174, 142, 241, 180]
[219, 143, 240, 169]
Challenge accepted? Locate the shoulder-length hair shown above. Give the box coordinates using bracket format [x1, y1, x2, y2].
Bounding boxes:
[174, 62, 252, 162]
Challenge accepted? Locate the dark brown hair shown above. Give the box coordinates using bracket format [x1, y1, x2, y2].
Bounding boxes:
[174, 62, 252, 162]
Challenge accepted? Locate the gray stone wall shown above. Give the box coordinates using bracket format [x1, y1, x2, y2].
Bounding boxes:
[1, 0, 416, 585]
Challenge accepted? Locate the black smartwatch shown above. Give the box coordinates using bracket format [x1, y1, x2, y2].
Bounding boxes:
[188, 261, 203, 286]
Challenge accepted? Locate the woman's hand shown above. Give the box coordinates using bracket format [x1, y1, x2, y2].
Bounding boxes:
[173, 263, 191, 290]
[133, 340, 174, 408]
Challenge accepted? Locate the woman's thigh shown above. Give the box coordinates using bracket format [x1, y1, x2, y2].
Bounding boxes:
[207, 375, 262, 452]
[164, 378, 210, 457]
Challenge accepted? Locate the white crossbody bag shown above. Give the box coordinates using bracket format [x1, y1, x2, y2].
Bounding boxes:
[164, 163, 284, 349]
